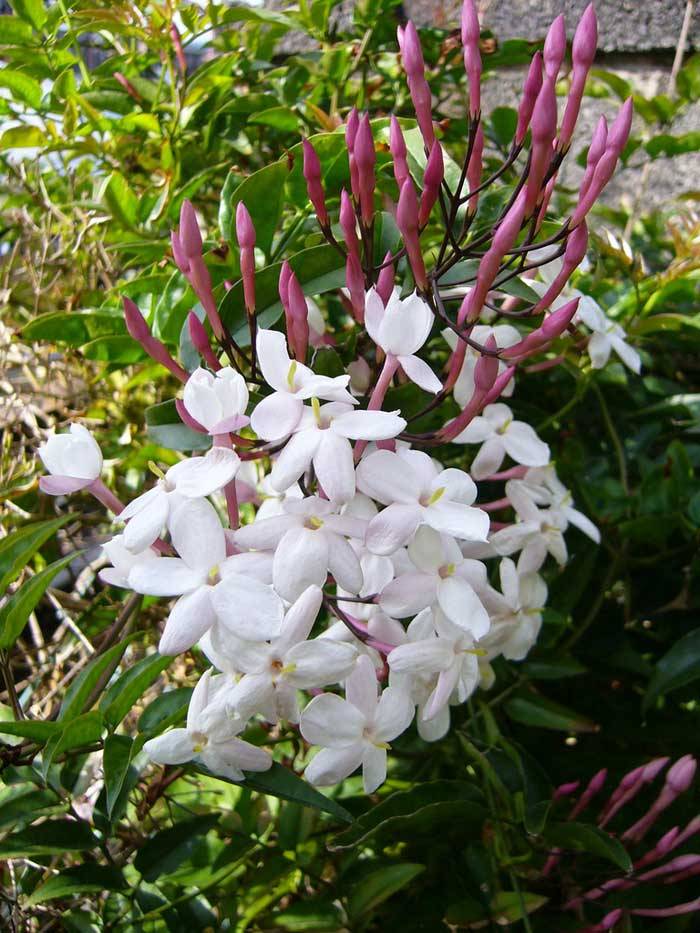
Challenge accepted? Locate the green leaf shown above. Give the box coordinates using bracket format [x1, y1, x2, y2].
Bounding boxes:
[145, 399, 211, 452]
[198, 762, 353, 823]
[521, 657, 587, 680]
[643, 627, 700, 712]
[544, 822, 632, 873]
[0, 124, 45, 149]
[20, 311, 126, 345]
[490, 891, 548, 923]
[103, 734, 134, 818]
[348, 863, 425, 918]
[331, 780, 484, 850]
[81, 336, 145, 364]
[0, 552, 77, 648]
[0, 819, 98, 857]
[59, 636, 137, 721]
[219, 244, 345, 347]
[41, 711, 104, 780]
[27, 864, 127, 905]
[8, 0, 47, 30]
[505, 691, 597, 732]
[219, 160, 288, 255]
[249, 106, 300, 133]
[134, 815, 220, 882]
[0, 516, 72, 595]
[0, 68, 42, 108]
[645, 132, 700, 159]
[267, 900, 345, 931]
[99, 171, 139, 228]
[138, 687, 192, 734]
[100, 652, 171, 728]
[0, 787, 57, 830]
[0, 719, 63, 741]
[0, 16, 34, 42]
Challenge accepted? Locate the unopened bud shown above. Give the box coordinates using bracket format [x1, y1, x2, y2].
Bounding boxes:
[573, 3, 598, 70]
[279, 260, 292, 311]
[346, 253, 365, 324]
[390, 115, 410, 188]
[515, 51, 543, 144]
[377, 252, 395, 306]
[419, 142, 444, 226]
[345, 107, 359, 151]
[171, 230, 189, 274]
[123, 297, 150, 343]
[355, 114, 376, 224]
[302, 138, 329, 227]
[179, 199, 202, 260]
[543, 14, 566, 81]
[606, 96, 634, 156]
[474, 338, 499, 392]
[401, 20, 425, 78]
[235, 201, 256, 249]
[541, 297, 579, 340]
[340, 189, 360, 259]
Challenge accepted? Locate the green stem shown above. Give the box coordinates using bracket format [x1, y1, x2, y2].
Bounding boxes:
[592, 380, 629, 497]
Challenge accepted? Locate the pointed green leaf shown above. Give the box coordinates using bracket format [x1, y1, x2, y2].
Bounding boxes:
[544, 822, 632, 873]
[27, 864, 127, 905]
[643, 627, 700, 712]
[219, 160, 288, 255]
[59, 635, 138, 721]
[103, 734, 134, 818]
[348, 863, 425, 918]
[505, 692, 597, 733]
[100, 652, 171, 728]
[0, 552, 78, 648]
[0, 68, 42, 108]
[0, 819, 98, 858]
[0, 516, 72, 595]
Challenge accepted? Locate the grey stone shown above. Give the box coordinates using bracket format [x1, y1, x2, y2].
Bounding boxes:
[403, 0, 699, 53]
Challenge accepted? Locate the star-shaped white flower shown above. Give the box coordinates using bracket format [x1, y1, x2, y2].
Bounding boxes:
[451, 403, 550, 480]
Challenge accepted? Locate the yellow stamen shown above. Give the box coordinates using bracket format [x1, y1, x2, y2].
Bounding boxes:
[287, 360, 297, 390]
[311, 397, 322, 426]
[428, 486, 446, 505]
[466, 647, 488, 657]
[373, 741, 391, 750]
[308, 515, 324, 530]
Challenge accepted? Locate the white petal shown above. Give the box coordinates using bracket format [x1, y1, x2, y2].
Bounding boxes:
[417, 702, 450, 741]
[129, 557, 203, 596]
[305, 744, 364, 786]
[273, 525, 329, 602]
[276, 584, 324, 654]
[123, 489, 170, 552]
[451, 416, 493, 445]
[398, 354, 442, 394]
[407, 524, 445, 573]
[470, 436, 506, 480]
[168, 447, 239, 498]
[227, 673, 275, 721]
[332, 409, 406, 441]
[233, 514, 298, 551]
[346, 653, 379, 721]
[364, 287, 385, 345]
[286, 639, 357, 688]
[388, 640, 453, 675]
[565, 506, 601, 544]
[159, 587, 216, 654]
[219, 737, 272, 773]
[212, 573, 285, 640]
[326, 533, 363, 594]
[381, 293, 433, 356]
[427, 500, 490, 542]
[611, 335, 641, 374]
[423, 662, 461, 720]
[503, 422, 550, 467]
[380, 572, 436, 618]
[365, 504, 422, 556]
[313, 432, 355, 504]
[362, 744, 387, 793]
[170, 497, 226, 572]
[373, 686, 414, 741]
[433, 468, 476, 505]
[356, 450, 421, 505]
[269, 429, 320, 493]
[437, 577, 490, 638]
[250, 392, 303, 441]
[144, 729, 194, 765]
[300, 693, 365, 747]
[182, 368, 222, 431]
[257, 329, 291, 393]
[587, 332, 612, 369]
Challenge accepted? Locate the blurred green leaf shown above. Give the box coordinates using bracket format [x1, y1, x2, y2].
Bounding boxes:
[0, 552, 77, 648]
[27, 864, 127, 905]
[100, 653, 171, 728]
[348, 863, 425, 918]
[0, 516, 72, 595]
[544, 822, 632, 872]
[644, 627, 700, 712]
[0, 819, 98, 857]
[505, 691, 597, 732]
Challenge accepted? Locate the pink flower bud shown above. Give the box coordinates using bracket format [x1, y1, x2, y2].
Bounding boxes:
[355, 114, 376, 224]
[569, 767, 607, 819]
[346, 253, 365, 324]
[377, 252, 395, 306]
[543, 14, 566, 81]
[526, 80, 558, 212]
[390, 115, 410, 188]
[419, 141, 444, 226]
[473, 337, 499, 391]
[123, 297, 151, 343]
[340, 188, 360, 259]
[631, 900, 700, 919]
[461, 0, 482, 117]
[279, 260, 292, 326]
[541, 296, 579, 339]
[178, 199, 202, 260]
[396, 178, 427, 291]
[667, 754, 697, 793]
[171, 230, 189, 274]
[401, 20, 425, 79]
[235, 201, 256, 249]
[606, 96, 634, 156]
[532, 223, 588, 313]
[571, 99, 633, 226]
[187, 312, 221, 372]
[482, 364, 515, 406]
[170, 23, 187, 75]
[302, 138, 329, 228]
[466, 123, 484, 214]
[578, 116, 607, 197]
[460, 0, 480, 49]
[515, 52, 543, 145]
[287, 270, 310, 360]
[345, 107, 359, 151]
[573, 3, 598, 70]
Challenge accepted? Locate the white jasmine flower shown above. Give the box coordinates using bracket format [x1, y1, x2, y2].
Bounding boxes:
[182, 366, 250, 434]
[38, 423, 103, 494]
[451, 403, 550, 480]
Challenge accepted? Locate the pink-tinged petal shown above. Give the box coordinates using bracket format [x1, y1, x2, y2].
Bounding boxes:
[159, 587, 216, 654]
[129, 557, 203, 596]
[144, 729, 194, 765]
[233, 514, 298, 551]
[451, 415, 492, 444]
[300, 693, 365, 747]
[273, 525, 329, 603]
[426, 500, 490, 542]
[365, 503, 422, 556]
[362, 743, 388, 793]
[356, 450, 421, 504]
[209, 414, 250, 434]
[389, 639, 453, 674]
[286, 639, 357, 688]
[470, 436, 506, 480]
[423, 661, 461, 720]
[503, 422, 550, 467]
[437, 576, 490, 638]
[398, 354, 442, 394]
[276, 585, 324, 654]
[326, 533, 363, 594]
[374, 686, 414, 741]
[364, 287, 385, 345]
[168, 447, 240, 498]
[257, 329, 291, 392]
[123, 489, 170, 552]
[380, 572, 436, 618]
[250, 392, 303, 441]
[346, 654, 378, 720]
[305, 743, 364, 786]
[212, 573, 284, 641]
[332, 409, 406, 441]
[170, 498, 226, 572]
[39, 475, 91, 495]
[313, 432, 355, 503]
[269, 428, 320, 493]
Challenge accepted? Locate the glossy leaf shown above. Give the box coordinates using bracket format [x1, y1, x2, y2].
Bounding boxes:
[219, 161, 288, 255]
[544, 822, 632, 873]
[348, 863, 425, 918]
[504, 691, 597, 733]
[134, 814, 220, 882]
[0, 515, 72, 595]
[100, 652, 171, 728]
[643, 627, 700, 712]
[27, 864, 127, 905]
[103, 734, 134, 818]
[0, 819, 98, 857]
[0, 552, 77, 648]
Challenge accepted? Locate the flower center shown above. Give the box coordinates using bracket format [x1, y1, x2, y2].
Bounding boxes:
[208, 564, 221, 584]
[305, 515, 324, 530]
[496, 418, 512, 435]
[421, 486, 445, 507]
[191, 731, 208, 753]
[439, 562, 456, 579]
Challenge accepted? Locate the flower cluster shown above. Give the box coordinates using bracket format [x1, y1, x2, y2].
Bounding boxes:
[39, 2, 636, 794]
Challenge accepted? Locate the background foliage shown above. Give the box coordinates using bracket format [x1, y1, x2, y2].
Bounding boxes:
[1, 0, 700, 930]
